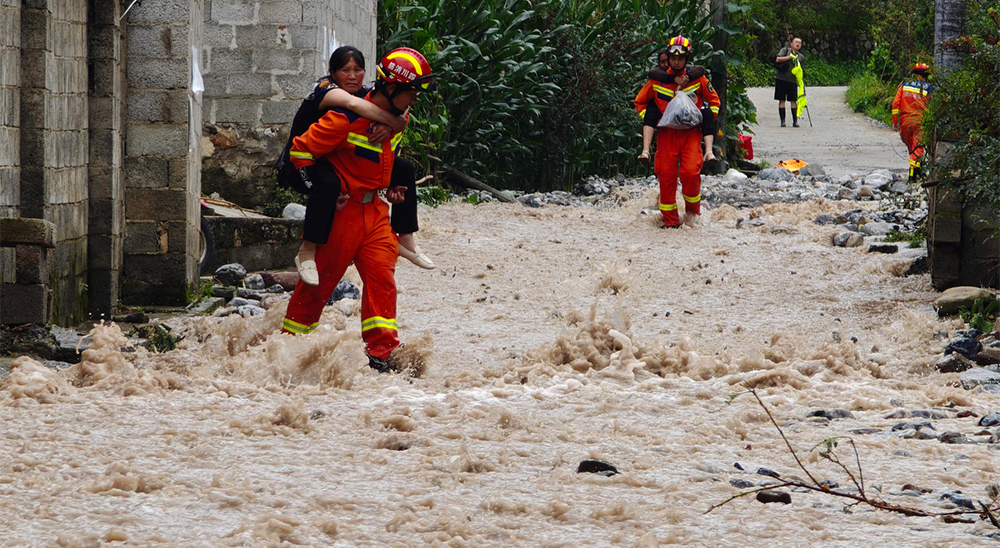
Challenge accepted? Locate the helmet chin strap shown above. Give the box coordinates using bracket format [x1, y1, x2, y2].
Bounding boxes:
[377, 81, 408, 116]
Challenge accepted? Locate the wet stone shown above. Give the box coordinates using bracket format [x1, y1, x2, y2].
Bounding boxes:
[960, 368, 1000, 390]
[939, 492, 975, 510]
[979, 412, 1000, 427]
[262, 271, 299, 291]
[576, 459, 618, 476]
[945, 337, 983, 360]
[936, 353, 975, 373]
[236, 305, 266, 317]
[215, 263, 247, 286]
[330, 280, 361, 303]
[112, 312, 149, 324]
[212, 285, 235, 300]
[832, 231, 865, 248]
[868, 244, 898, 254]
[226, 297, 252, 308]
[756, 491, 792, 504]
[807, 409, 854, 420]
[938, 432, 970, 444]
[729, 478, 755, 489]
[957, 410, 979, 419]
[266, 284, 285, 293]
[756, 467, 781, 478]
[236, 288, 263, 300]
[892, 421, 935, 432]
[244, 273, 265, 290]
[813, 213, 837, 225]
[956, 328, 983, 339]
[902, 483, 933, 493]
[849, 428, 881, 435]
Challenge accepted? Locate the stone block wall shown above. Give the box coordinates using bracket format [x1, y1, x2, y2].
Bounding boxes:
[18, 0, 90, 325]
[122, 0, 205, 306]
[206, 216, 301, 272]
[0, 0, 21, 285]
[87, 0, 125, 319]
[200, 0, 376, 209]
[928, 183, 1000, 290]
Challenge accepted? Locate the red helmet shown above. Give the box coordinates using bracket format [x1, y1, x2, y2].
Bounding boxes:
[666, 35, 691, 57]
[376, 47, 437, 91]
[912, 62, 930, 74]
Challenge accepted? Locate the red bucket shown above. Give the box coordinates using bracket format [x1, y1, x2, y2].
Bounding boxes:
[738, 134, 754, 160]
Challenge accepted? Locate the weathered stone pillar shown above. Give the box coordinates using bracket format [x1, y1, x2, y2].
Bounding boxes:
[0, 0, 21, 286]
[122, 0, 204, 306]
[19, 0, 90, 326]
[87, 0, 125, 319]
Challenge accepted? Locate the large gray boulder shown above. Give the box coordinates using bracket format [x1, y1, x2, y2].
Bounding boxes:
[934, 286, 995, 316]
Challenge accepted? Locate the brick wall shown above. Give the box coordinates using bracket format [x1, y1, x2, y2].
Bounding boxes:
[200, 0, 376, 208]
[87, 0, 125, 319]
[122, 0, 204, 305]
[18, 0, 90, 325]
[0, 0, 20, 285]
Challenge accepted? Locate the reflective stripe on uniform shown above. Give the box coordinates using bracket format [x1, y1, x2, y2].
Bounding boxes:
[289, 150, 314, 160]
[683, 193, 701, 203]
[283, 318, 318, 334]
[682, 83, 701, 93]
[638, 108, 647, 119]
[902, 85, 929, 96]
[892, 109, 900, 114]
[659, 202, 678, 211]
[910, 159, 921, 167]
[390, 132, 403, 152]
[710, 106, 719, 114]
[347, 132, 382, 153]
[361, 316, 398, 332]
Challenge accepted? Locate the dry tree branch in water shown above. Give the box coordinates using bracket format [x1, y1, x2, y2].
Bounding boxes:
[705, 385, 1000, 525]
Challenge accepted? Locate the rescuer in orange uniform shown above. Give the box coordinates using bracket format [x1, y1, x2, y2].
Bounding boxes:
[634, 36, 720, 228]
[282, 47, 436, 373]
[892, 62, 932, 182]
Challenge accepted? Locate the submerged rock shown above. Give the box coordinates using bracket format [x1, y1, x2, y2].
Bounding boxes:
[807, 409, 855, 420]
[330, 280, 361, 303]
[756, 491, 791, 504]
[576, 459, 618, 476]
[979, 412, 1000, 427]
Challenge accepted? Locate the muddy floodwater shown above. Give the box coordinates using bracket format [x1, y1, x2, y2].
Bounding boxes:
[3, 195, 998, 547]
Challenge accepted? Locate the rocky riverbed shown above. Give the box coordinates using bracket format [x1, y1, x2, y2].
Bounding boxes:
[3, 166, 1000, 547]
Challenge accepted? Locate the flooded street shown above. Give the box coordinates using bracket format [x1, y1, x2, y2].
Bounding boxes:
[4, 194, 999, 547]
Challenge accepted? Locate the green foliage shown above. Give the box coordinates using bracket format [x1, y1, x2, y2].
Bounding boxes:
[845, 72, 895, 125]
[959, 298, 1000, 334]
[186, 280, 214, 304]
[923, 2, 1000, 211]
[378, 0, 738, 191]
[884, 225, 927, 248]
[806, 58, 865, 86]
[865, 0, 935, 83]
[263, 185, 303, 218]
[131, 323, 181, 353]
[416, 185, 452, 207]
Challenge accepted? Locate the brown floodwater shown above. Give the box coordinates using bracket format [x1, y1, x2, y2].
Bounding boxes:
[3, 196, 998, 547]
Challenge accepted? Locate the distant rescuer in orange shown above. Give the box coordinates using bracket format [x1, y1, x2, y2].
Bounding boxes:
[281, 47, 437, 373]
[892, 62, 932, 182]
[634, 35, 720, 228]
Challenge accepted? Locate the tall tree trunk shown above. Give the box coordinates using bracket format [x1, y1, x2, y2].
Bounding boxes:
[709, 0, 728, 174]
[934, 0, 967, 74]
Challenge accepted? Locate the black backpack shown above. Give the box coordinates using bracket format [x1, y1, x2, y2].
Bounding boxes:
[273, 140, 312, 195]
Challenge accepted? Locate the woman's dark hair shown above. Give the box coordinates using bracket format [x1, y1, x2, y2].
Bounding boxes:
[329, 46, 365, 74]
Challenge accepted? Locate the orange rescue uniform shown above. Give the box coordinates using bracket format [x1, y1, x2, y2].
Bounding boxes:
[283, 92, 406, 360]
[891, 77, 931, 180]
[634, 68, 720, 226]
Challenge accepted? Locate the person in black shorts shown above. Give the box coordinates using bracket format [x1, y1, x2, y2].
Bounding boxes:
[772, 37, 804, 127]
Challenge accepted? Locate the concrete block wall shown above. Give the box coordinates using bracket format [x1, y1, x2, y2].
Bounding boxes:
[200, 0, 376, 209]
[122, 0, 204, 306]
[18, 0, 90, 325]
[86, 0, 125, 319]
[0, 0, 21, 286]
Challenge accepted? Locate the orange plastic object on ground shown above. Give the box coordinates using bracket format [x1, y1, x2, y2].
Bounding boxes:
[776, 158, 808, 173]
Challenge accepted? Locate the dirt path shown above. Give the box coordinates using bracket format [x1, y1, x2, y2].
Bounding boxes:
[747, 86, 907, 178]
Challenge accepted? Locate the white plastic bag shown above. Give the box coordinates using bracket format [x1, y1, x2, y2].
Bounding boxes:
[657, 90, 702, 129]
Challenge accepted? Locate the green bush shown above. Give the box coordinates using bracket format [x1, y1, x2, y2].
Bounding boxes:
[805, 58, 864, 86]
[923, 2, 1000, 210]
[845, 72, 895, 126]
